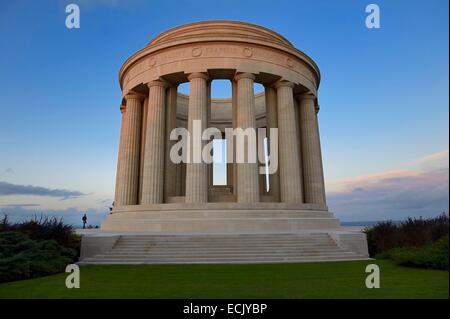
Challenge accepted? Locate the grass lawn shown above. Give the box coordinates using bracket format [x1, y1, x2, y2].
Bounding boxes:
[0, 260, 447, 298]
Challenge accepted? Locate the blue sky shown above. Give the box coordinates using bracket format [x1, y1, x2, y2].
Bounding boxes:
[0, 0, 448, 225]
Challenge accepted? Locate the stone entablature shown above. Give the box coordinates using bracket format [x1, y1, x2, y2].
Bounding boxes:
[119, 21, 320, 98]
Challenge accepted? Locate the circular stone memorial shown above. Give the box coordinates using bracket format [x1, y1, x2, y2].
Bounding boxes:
[83, 21, 369, 264]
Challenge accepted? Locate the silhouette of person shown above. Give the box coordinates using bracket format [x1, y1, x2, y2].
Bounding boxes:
[82, 214, 87, 229]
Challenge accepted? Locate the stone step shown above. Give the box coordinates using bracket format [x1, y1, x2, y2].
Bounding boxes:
[113, 246, 336, 251]
[116, 241, 334, 247]
[117, 234, 332, 240]
[114, 240, 335, 245]
[105, 210, 333, 219]
[109, 246, 342, 253]
[79, 232, 369, 265]
[111, 245, 340, 251]
[118, 236, 332, 241]
[113, 243, 342, 250]
[103, 247, 352, 254]
[102, 253, 349, 258]
[111, 244, 342, 248]
[80, 255, 367, 265]
[115, 238, 334, 243]
[82, 253, 355, 261]
[91, 248, 360, 258]
[105, 249, 346, 255]
[118, 235, 332, 240]
[97, 252, 357, 259]
[116, 239, 334, 247]
[119, 231, 328, 238]
[118, 237, 332, 242]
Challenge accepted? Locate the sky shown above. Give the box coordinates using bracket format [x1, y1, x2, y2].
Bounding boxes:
[0, 0, 448, 225]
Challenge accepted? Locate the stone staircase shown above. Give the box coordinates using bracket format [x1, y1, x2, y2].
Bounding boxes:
[79, 233, 368, 264]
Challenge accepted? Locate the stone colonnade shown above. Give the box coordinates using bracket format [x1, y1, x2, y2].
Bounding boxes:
[114, 72, 326, 208]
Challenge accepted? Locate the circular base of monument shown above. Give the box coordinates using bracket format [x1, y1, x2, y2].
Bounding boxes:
[101, 203, 340, 233]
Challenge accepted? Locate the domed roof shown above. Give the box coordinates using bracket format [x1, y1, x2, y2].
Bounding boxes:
[146, 20, 294, 49]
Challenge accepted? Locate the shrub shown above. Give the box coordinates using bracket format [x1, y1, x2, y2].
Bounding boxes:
[0, 231, 77, 283]
[0, 215, 11, 232]
[377, 235, 449, 270]
[365, 221, 399, 256]
[364, 213, 449, 257]
[0, 215, 81, 282]
[0, 214, 80, 255]
[429, 213, 450, 241]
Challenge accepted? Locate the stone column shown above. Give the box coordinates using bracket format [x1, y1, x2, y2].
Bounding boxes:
[141, 80, 168, 204]
[114, 104, 126, 206]
[226, 142, 233, 190]
[181, 162, 186, 196]
[275, 81, 303, 203]
[293, 97, 304, 202]
[264, 86, 280, 202]
[257, 127, 266, 196]
[164, 85, 178, 202]
[235, 73, 259, 203]
[114, 94, 143, 206]
[185, 73, 209, 203]
[299, 93, 327, 206]
[206, 80, 213, 198]
[175, 160, 182, 196]
[231, 80, 238, 197]
[138, 98, 148, 203]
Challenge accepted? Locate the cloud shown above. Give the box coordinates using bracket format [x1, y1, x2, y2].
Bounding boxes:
[404, 150, 449, 168]
[96, 198, 113, 205]
[327, 150, 449, 221]
[0, 181, 85, 199]
[0, 204, 40, 207]
[3, 168, 14, 175]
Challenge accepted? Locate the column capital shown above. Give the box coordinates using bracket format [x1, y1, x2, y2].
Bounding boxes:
[263, 82, 277, 89]
[234, 72, 255, 81]
[146, 80, 169, 89]
[124, 92, 145, 101]
[299, 92, 316, 101]
[273, 80, 295, 89]
[187, 72, 209, 81]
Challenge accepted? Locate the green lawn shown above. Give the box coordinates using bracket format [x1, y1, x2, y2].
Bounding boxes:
[0, 260, 447, 298]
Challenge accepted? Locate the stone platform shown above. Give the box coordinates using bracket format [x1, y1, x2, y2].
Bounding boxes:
[82, 204, 370, 264]
[79, 205, 369, 265]
[101, 203, 340, 233]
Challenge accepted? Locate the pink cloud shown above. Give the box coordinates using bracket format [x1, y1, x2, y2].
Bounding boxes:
[327, 150, 449, 221]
